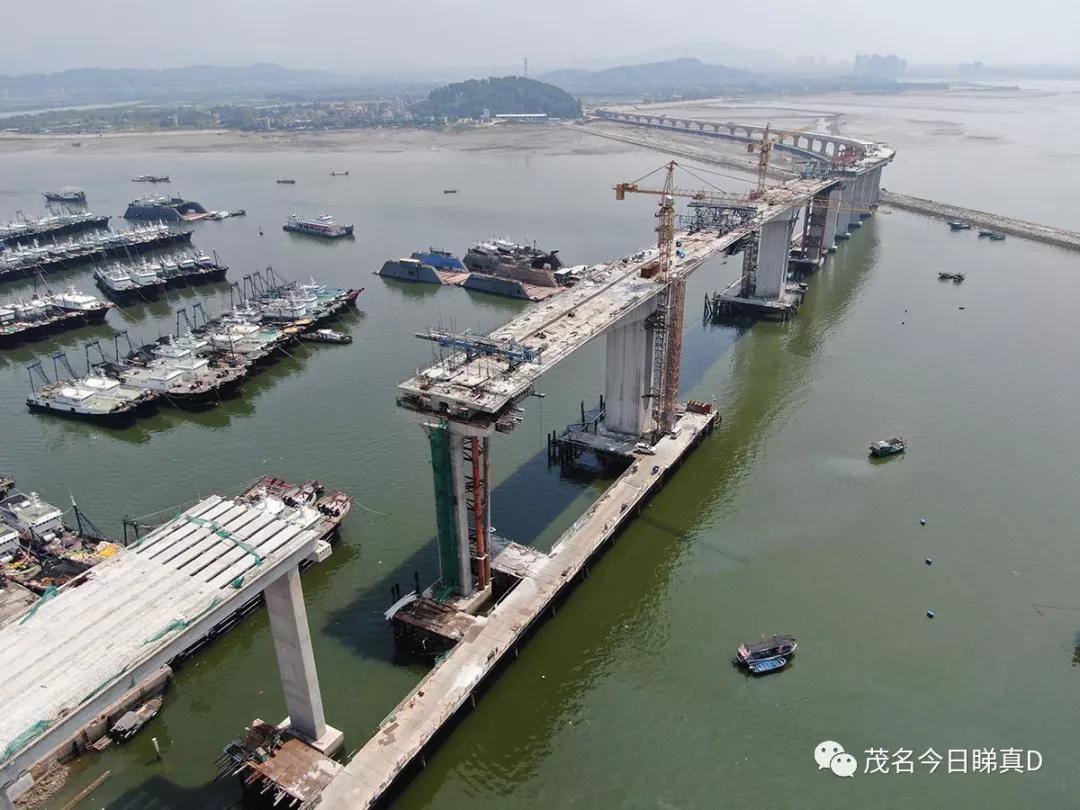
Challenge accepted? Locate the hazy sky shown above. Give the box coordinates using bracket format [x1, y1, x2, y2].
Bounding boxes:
[5, 0, 1078, 75]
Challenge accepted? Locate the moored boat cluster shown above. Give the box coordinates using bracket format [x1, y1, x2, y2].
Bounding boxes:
[25, 275, 362, 424]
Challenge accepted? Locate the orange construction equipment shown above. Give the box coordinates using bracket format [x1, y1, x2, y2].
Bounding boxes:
[614, 162, 753, 437]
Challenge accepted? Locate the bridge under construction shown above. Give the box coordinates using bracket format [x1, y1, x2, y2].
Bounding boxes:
[312, 118, 895, 808]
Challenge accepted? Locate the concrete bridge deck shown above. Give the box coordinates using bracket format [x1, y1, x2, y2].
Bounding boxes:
[398, 175, 838, 428]
[317, 409, 718, 809]
[0, 491, 331, 803]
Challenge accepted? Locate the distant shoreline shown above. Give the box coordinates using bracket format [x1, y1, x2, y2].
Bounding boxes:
[0, 125, 642, 156]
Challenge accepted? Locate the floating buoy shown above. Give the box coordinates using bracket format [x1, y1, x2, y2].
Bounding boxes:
[925, 558, 933, 566]
[920, 518, 927, 526]
[926, 610, 936, 619]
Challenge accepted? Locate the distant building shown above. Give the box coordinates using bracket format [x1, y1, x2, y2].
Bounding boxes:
[853, 53, 907, 79]
[493, 113, 549, 123]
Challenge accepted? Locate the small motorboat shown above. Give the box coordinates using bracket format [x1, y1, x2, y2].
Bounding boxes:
[736, 634, 797, 668]
[230, 209, 247, 217]
[276, 178, 296, 184]
[443, 189, 458, 194]
[331, 170, 349, 177]
[869, 437, 906, 457]
[947, 221, 971, 231]
[300, 328, 352, 345]
[938, 271, 965, 283]
[978, 229, 1005, 240]
[749, 657, 788, 675]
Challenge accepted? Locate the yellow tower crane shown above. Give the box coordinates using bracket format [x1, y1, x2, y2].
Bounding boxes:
[615, 161, 757, 438]
[744, 123, 818, 197]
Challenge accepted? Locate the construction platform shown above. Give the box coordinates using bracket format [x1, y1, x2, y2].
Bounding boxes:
[0, 491, 327, 795]
[705, 280, 805, 322]
[317, 408, 718, 809]
[218, 720, 343, 810]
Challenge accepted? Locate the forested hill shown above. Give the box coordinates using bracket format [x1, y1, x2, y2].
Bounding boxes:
[414, 76, 581, 120]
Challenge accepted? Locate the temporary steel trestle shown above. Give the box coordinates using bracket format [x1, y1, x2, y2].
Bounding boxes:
[416, 329, 542, 371]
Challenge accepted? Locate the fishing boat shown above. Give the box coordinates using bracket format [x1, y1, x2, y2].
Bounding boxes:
[111, 337, 246, 408]
[330, 170, 349, 177]
[736, 635, 798, 668]
[869, 437, 906, 457]
[937, 271, 965, 283]
[43, 188, 87, 205]
[26, 362, 158, 424]
[276, 178, 296, 184]
[443, 189, 458, 194]
[132, 175, 170, 183]
[300, 328, 352, 345]
[947, 221, 971, 231]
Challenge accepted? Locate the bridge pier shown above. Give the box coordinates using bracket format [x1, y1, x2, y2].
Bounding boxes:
[836, 179, 856, 240]
[426, 421, 492, 599]
[602, 300, 657, 437]
[867, 166, 882, 209]
[822, 187, 842, 252]
[801, 188, 835, 263]
[755, 207, 799, 299]
[266, 568, 343, 755]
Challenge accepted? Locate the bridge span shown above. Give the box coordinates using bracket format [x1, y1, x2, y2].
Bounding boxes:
[0, 490, 343, 808]
[315, 124, 895, 807]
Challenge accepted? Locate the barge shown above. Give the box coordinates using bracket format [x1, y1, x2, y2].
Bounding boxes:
[124, 196, 209, 223]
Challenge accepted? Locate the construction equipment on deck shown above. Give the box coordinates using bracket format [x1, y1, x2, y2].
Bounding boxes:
[416, 328, 543, 371]
[745, 123, 819, 198]
[614, 161, 755, 438]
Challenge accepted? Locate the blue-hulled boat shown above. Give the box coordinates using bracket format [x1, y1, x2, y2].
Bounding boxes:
[748, 657, 788, 675]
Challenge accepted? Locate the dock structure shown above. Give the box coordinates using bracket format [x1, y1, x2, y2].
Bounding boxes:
[0, 490, 342, 808]
[318, 409, 718, 809]
[880, 190, 1080, 251]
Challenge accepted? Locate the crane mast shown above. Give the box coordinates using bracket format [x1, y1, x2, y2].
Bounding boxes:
[616, 160, 759, 439]
[651, 162, 683, 438]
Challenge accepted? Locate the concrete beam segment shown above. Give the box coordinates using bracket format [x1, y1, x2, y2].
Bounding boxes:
[603, 299, 656, 437]
[754, 208, 798, 300]
[265, 568, 327, 744]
